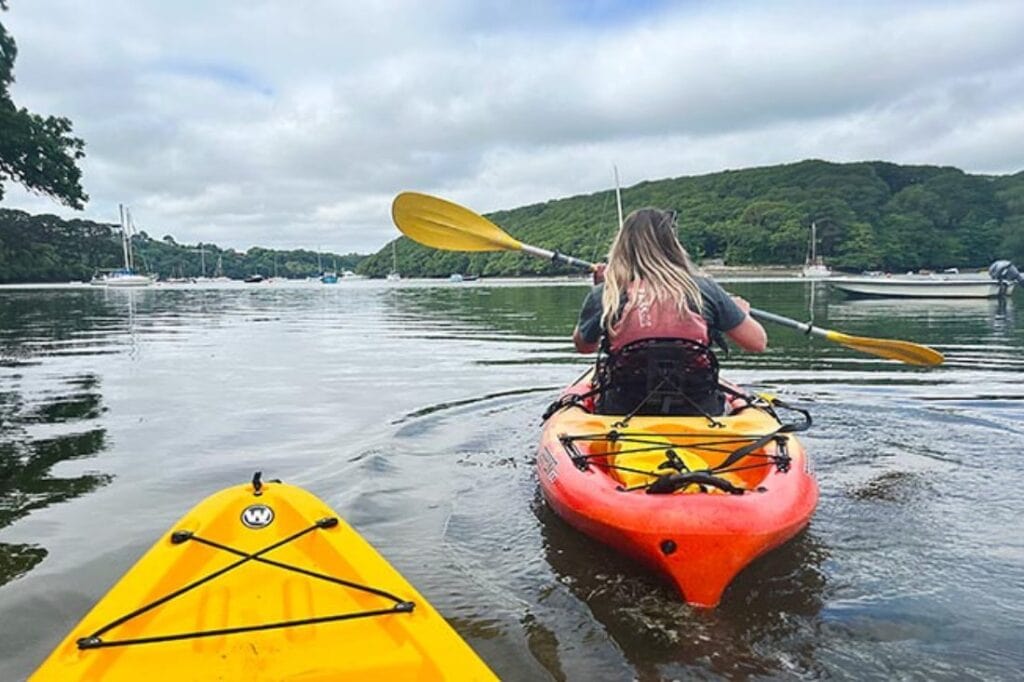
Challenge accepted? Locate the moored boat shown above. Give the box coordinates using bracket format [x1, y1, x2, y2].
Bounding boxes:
[387, 241, 402, 280]
[538, 370, 818, 608]
[829, 260, 1022, 299]
[830, 262, 1019, 298]
[801, 221, 832, 278]
[98, 269, 155, 287]
[91, 205, 153, 287]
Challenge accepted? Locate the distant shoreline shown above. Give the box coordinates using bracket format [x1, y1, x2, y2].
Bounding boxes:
[700, 264, 803, 278]
[0, 266, 811, 290]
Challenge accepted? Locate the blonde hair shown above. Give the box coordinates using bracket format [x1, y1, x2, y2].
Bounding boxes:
[600, 208, 702, 328]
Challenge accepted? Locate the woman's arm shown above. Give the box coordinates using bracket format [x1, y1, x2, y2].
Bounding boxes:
[725, 295, 767, 352]
[573, 279, 605, 354]
[573, 326, 599, 354]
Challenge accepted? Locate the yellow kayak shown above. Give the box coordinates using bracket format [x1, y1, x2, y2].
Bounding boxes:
[31, 474, 496, 681]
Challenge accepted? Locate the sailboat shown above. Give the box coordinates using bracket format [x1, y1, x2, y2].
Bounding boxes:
[320, 252, 338, 284]
[91, 206, 154, 287]
[801, 222, 832, 278]
[212, 254, 231, 282]
[386, 241, 401, 281]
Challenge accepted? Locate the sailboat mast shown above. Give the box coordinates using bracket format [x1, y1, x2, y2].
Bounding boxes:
[118, 204, 131, 271]
[613, 165, 624, 229]
[128, 208, 138, 271]
[810, 222, 817, 262]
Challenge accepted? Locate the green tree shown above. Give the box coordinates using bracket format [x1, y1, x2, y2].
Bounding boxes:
[0, 2, 87, 208]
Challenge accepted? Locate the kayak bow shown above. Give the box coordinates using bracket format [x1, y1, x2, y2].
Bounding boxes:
[31, 475, 496, 681]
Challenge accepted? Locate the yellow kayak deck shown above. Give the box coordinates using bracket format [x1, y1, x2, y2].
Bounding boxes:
[32, 477, 496, 681]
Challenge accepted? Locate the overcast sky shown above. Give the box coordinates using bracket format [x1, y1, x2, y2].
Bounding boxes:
[3, 1, 1024, 253]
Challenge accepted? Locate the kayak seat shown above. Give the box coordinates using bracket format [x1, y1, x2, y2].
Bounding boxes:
[595, 338, 724, 417]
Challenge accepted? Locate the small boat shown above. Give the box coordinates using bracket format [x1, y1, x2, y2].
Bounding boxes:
[243, 274, 265, 283]
[538, 369, 818, 608]
[92, 206, 154, 287]
[829, 261, 1019, 298]
[91, 269, 154, 287]
[801, 222, 831, 278]
[30, 474, 497, 681]
[320, 256, 346, 283]
[387, 241, 402, 281]
[448, 273, 464, 283]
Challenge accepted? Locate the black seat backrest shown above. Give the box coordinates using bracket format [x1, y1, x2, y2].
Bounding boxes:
[595, 338, 723, 416]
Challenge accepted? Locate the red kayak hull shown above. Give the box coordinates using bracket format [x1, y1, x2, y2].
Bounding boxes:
[537, 377, 819, 607]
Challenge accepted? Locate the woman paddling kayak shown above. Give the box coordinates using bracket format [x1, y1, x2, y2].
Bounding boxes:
[540, 208, 818, 606]
[571, 207, 767, 416]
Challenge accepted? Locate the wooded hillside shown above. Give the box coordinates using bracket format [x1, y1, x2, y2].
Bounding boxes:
[358, 160, 1024, 278]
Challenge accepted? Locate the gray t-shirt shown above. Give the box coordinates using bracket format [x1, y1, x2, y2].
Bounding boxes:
[576, 276, 746, 345]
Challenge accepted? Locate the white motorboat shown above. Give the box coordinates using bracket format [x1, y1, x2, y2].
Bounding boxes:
[829, 262, 1020, 299]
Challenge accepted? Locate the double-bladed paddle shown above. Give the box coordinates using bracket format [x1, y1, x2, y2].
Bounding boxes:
[391, 191, 945, 367]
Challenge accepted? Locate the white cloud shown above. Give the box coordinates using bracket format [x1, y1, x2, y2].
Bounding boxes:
[3, 0, 1024, 253]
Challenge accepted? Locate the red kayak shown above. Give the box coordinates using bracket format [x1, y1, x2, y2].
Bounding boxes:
[537, 371, 818, 607]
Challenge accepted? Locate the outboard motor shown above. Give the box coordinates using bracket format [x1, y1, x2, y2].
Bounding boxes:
[989, 260, 1023, 284]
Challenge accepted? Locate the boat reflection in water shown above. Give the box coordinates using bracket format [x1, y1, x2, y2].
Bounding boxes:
[534, 492, 828, 678]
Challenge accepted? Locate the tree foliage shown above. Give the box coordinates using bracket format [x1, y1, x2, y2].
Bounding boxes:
[0, 4, 88, 208]
[358, 160, 1024, 277]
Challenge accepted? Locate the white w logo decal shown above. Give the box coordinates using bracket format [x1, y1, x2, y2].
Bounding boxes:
[240, 504, 275, 528]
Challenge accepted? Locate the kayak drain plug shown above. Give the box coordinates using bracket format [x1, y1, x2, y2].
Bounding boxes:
[660, 540, 677, 556]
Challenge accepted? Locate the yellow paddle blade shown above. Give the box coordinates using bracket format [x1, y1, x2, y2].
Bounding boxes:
[825, 330, 944, 366]
[391, 192, 523, 252]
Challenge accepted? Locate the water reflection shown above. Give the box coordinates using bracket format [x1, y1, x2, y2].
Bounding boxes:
[0, 373, 111, 586]
[383, 283, 585, 336]
[0, 291, 121, 587]
[535, 493, 829, 679]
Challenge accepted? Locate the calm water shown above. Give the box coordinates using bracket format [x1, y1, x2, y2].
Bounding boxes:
[1, 279, 1021, 681]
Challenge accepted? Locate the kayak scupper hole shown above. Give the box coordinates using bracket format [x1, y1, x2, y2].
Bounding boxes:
[660, 540, 677, 556]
